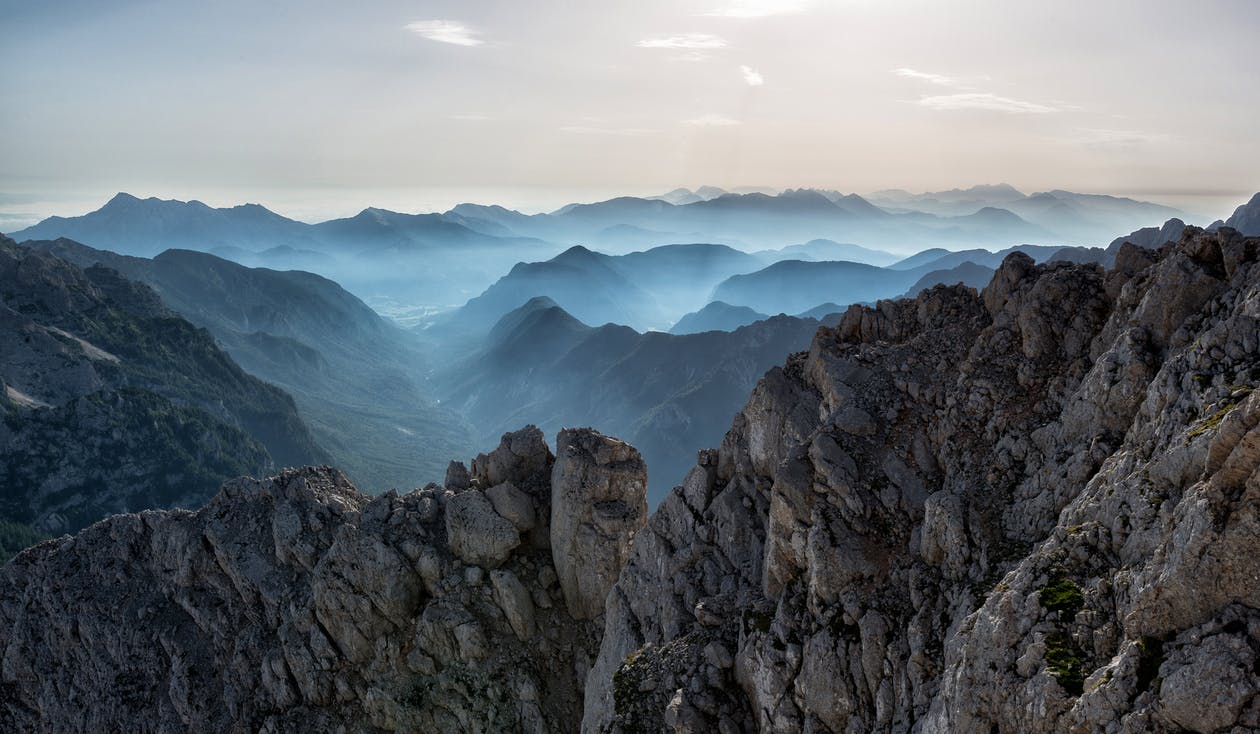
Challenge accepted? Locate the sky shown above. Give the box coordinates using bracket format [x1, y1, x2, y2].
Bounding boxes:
[2, 0, 1259, 227]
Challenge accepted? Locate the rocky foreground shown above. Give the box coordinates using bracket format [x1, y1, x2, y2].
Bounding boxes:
[4, 228, 1260, 732]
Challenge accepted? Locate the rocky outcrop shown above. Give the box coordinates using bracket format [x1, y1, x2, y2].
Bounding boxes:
[550, 428, 649, 619]
[0, 425, 645, 733]
[584, 227, 1260, 733]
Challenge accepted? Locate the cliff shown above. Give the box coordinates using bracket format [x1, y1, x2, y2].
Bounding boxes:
[585, 227, 1260, 733]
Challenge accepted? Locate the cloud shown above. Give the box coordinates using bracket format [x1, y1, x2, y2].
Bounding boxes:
[1073, 128, 1171, 146]
[740, 65, 764, 86]
[684, 114, 742, 126]
[673, 50, 714, 62]
[704, 0, 808, 18]
[916, 93, 1059, 114]
[637, 33, 728, 49]
[405, 20, 483, 46]
[892, 68, 963, 87]
[560, 125, 657, 136]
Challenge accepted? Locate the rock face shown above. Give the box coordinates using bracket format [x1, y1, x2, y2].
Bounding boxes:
[550, 428, 649, 619]
[584, 227, 1260, 733]
[0, 426, 645, 733]
[7, 228, 1260, 733]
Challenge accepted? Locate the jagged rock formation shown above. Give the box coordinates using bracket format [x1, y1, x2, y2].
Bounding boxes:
[0, 426, 642, 733]
[551, 428, 649, 619]
[584, 227, 1260, 733]
[7, 228, 1260, 733]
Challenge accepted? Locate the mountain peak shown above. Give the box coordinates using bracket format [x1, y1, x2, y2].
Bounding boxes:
[520, 295, 560, 310]
[105, 192, 142, 206]
[554, 244, 601, 261]
[967, 183, 1026, 198]
[1223, 191, 1260, 235]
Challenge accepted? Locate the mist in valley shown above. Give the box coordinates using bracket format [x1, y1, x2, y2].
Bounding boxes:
[9, 186, 1260, 507]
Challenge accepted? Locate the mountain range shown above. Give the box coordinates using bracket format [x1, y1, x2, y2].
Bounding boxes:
[8, 186, 1198, 316]
[669, 301, 769, 334]
[0, 235, 326, 533]
[432, 243, 765, 335]
[12, 193, 555, 311]
[865, 184, 1186, 240]
[4, 189, 1256, 524]
[27, 238, 476, 491]
[432, 296, 837, 502]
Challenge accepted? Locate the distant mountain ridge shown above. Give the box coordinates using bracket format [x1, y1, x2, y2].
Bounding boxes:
[8, 187, 1199, 315]
[1221, 192, 1260, 235]
[434, 298, 838, 502]
[28, 238, 475, 491]
[11, 195, 558, 310]
[669, 301, 768, 334]
[865, 184, 1186, 241]
[711, 243, 1102, 315]
[432, 242, 766, 335]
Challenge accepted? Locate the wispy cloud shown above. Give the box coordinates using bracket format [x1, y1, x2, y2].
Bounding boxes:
[1073, 128, 1171, 146]
[449, 114, 493, 122]
[917, 93, 1059, 114]
[740, 65, 764, 86]
[684, 114, 742, 126]
[673, 50, 714, 62]
[704, 0, 808, 18]
[560, 125, 657, 136]
[405, 20, 483, 47]
[892, 67, 964, 87]
[637, 33, 728, 49]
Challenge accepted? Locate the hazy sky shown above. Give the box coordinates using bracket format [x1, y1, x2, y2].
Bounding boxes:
[2, 0, 1258, 225]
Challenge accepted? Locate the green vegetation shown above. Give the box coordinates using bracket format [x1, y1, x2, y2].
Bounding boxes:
[0, 246, 329, 533]
[1038, 577, 1088, 696]
[1187, 385, 1254, 439]
[1044, 632, 1085, 696]
[1, 388, 270, 532]
[612, 649, 650, 734]
[1188, 404, 1235, 438]
[0, 518, 48, 563]
[1038, 578, 1084, 617]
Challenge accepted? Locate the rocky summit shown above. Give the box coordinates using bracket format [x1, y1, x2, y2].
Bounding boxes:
[4, 228, 1260, 733]
[0, 426, 646, 733]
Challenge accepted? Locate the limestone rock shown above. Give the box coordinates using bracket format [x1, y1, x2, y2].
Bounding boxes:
[0, 424, 624, 732]
[550, 428, 648, 620]
[445, 489, 520, 568]
[471, 425, 553, 488]
[486, 481, 537, 532]
[586, 228, 1260, 734]
[491, 569, 537, 641]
